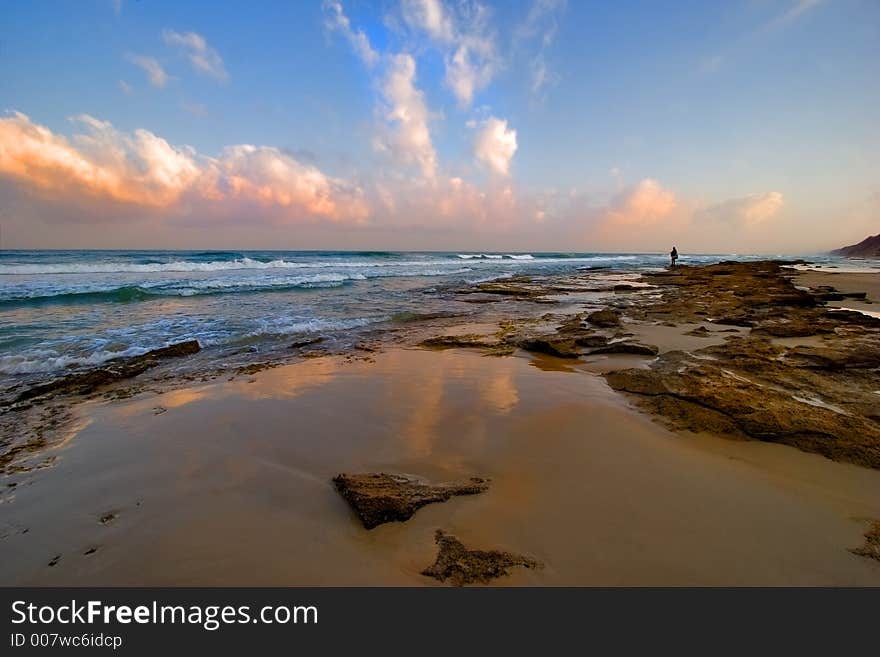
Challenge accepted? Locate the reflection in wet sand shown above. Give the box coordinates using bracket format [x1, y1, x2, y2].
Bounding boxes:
[2, 348, 880, 586]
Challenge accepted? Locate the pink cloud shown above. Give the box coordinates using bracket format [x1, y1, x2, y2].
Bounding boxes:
[0, 111, 368, 223]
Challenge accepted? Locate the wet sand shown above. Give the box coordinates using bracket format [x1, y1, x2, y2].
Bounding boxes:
[3, 347, 880, 586]
[795, 269, 879, 314]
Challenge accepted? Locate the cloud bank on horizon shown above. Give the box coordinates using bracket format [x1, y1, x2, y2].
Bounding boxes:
[0, 0, 877, 252]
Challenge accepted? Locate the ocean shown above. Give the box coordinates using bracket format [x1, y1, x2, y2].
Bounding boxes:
[0, 249, 857, 388]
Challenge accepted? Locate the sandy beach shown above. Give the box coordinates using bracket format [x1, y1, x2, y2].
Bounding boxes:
[795, 269, 880, 315]
[2, 259, 880, 585]
[2, 347, 880, 586]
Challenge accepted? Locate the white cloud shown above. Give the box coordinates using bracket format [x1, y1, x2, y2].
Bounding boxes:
[401, 0, 454, 42]
[125, 54, 168, 88]
[474, 117, 517, 176]
[698, 192, 784, 227]
[401, 0, 499, 108]
[324, 0, 379, 67]
[118, 80, 133, 95]
[162, 30, 228, 81]
[768, 0, 823, 29]
[379, 54, 438, 179]
[604, 179, 678, 226]
[515, 0, 566, 100]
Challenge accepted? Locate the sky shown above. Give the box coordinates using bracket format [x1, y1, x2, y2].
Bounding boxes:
[0, 0, 877, 253]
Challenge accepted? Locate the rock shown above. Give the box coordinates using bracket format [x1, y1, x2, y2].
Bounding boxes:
[587, 342, 659, 356]
[685, 326, 711, 337]
[713, 315, 755, 327]
[10, 340, 201, 405]
[421, 530, 541, 586]
[574, 335, 609, 348]
[784, 342, 880, 370]
[290, 336, 324, 349]
[604, 335, 880, 469]
[587, 308, 621, 327]
[517, 338, 581, 358]
[850, 520, 880, 561]
[333, 473, 489, 529]
[420, 335, 493, 349]
[751, 318, 831, 337]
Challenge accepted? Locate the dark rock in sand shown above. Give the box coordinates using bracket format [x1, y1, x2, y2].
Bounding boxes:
[604, 334, 880, 469]
[10, 340, 201, 405]
[574, 335, 610, 348]
[685, 326, 711, 337]
[420, 334, 493, 349]
[333, 473, 489, 530]
[586, 308, 621, 327]
[587, 342, 659, 356]
[850, 520, 880, 561]
[517, 337, 581, 358]
[421, 530, 541, 586]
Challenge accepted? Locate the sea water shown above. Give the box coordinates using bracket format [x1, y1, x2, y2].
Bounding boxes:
[0, 249, 856, 389]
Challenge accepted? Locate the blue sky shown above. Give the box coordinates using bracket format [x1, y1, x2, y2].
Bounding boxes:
[0, 1, 877, 251]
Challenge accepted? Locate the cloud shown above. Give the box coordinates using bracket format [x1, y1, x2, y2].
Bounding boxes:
[204, 145, 368, 221]
[515, 0, 566, 100]
[474, 117, 517, 176]
[604, 179, 677, 226]
[401, 0, 499, 108]
[697, 192, 784, 227]
[377, 54, 438, 179]
[162, 30, 228, 81]
[401, 0, 455, 42]
[767, 0, 823, 29]
[0, 111, 367, 222]
[125, 54, 168, 88]
[118, 80, 133, 95]
[323, 0, 379, 67]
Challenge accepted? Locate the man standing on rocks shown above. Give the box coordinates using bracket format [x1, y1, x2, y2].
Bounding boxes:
[670, 246, 679, 268]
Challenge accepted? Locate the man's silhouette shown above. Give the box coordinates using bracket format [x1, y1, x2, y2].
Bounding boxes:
[670, 246, 678, 268]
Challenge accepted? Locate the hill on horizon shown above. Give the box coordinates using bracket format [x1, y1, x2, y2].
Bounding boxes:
[831, 234, 880, 258]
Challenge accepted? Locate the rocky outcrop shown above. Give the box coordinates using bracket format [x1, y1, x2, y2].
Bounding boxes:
[333, 473, 489, 529]
[421, 530, 541, 586]
[850, 521, 880, 561]
[832, 234, 880, 258]
[420, 335, 495, 349]
[516, 337, 581, 358]
[587, 308, 621, 327]
[9, 340, 201, 405]
[605, 335, 880, 468]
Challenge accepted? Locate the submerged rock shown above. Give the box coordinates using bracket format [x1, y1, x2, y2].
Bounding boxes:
[333, 473, 489, 529]
[421, 530, 541, 586]
[11, 340, 201, 405]
[290, 336, 324, 349]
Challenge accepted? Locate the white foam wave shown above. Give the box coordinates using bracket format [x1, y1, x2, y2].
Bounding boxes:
[0, 345, 156, 374]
